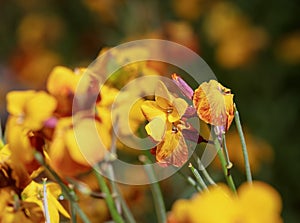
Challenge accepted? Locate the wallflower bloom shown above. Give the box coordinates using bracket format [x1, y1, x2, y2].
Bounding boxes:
[0, 187, 44, 223]
[6, 90, 57, 173]
[141, 81, 188, 166]
[6, 91, 57, 131]
[168, 181, 283, 223]
[48, 115, 111, 177]
[46, 66, 84, 116]
[22, 181, 70, 223]
[193, 80, 234, 131]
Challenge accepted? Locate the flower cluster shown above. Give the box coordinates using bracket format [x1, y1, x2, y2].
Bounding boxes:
[141, 75, 235, 166]
[168, 181, 283, 223]
[0, 47, 283, 223]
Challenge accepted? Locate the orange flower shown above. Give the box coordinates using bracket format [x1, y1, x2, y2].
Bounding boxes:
[141, 81, 189, 166]
[193, 80, 234, 131]
[168, 181, 283, 223]
[48, 115, 111, 177]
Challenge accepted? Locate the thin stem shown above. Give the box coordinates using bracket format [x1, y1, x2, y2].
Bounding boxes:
[139, 155, 167, 223]
[177, 170, 202, 192]
[213, 138, 237, 192]
[42, 178, 51, 223]
[93, 166, 125, 223]
[222, 134, 233, 170]
[115, 186, 137, 223]
[34, 152, 91, 223]
[70, 202, 77, 223]
[106, 164, 136, 223]
[193, 155, 216, 186]
[103, 117, 135, 223]
[234, 104, 252, 183]
[188, 163, 208, 191]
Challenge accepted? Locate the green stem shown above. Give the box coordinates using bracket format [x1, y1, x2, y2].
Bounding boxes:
[213, 138, 236, 192]
[234, 104, 252, 183]
[115, 186, 137, 223]
[177, 170, 202, 192]
[105, 118, 136, 223]
[222, 134, 233, 170]
[139, 155, 166, 223]
[34, 152, 91, 223]
[194, 155, 216, 186]
[188, 163, 208, 191]
[93, 166, 125, 223]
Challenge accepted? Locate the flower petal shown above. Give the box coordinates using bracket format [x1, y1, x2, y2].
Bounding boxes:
[141, 101, 166, 121]
[155, 81, 173, 109]
[6, 91, 36, 116]
[145, 117, 166, 142]
[156, 130, 188, 167]
[193, 80, 234, 130]
[168, 98, 188, 122]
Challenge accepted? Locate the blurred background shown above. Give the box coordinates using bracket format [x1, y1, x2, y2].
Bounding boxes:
[0, 0, 299, 222]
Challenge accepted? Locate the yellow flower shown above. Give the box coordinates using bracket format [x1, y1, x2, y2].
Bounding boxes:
[0, 144, 43, 190]
[0, 187, 45, 223]
[6, 90, 57, 131]
[5, 91, 56, 174]
[193, 80, 234, 131]
[48, 115, 111, 177]
[141, 81, 189, 166]
[46, 66, 84, 116]
[22, 181, 70, 223]
[203, 2, 267, 68]
[168, 181, 283, 223]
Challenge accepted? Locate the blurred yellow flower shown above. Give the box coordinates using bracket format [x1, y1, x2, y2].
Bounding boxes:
[17, 14, 64, 51]
[171, 0, 205, 21]
[11, 49, 61, 89]
[6, 91, 57, 131]
[168, 181, 283, 223]
[141, 81, 188, 166]
[193, 80, 234, 131]
[6, 91, 56, 173]
[47, 66, 85, 116]
[0, 187, 44, 223]
[203, 2, 268, 68]
[0, 145, 33, 190]
[22, 181, 70, 223]
[48, 116, 111, 177]
[275, 31, 300, 64]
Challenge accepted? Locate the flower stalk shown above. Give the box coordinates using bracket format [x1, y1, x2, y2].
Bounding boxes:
[42, 178, 51, 223]
[93, 165, 125, 223]
[188, 163, 208, 191]
[234, 104, 252, 183]
[139, 155, 167, 223]
[213, 138, 236, 192]
[194, 155, 216, 186]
